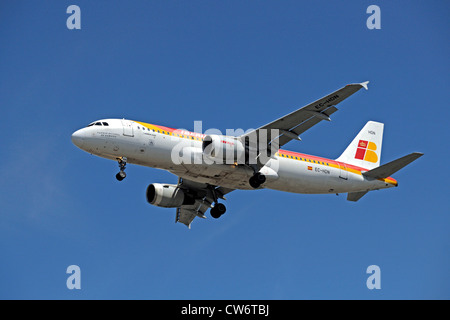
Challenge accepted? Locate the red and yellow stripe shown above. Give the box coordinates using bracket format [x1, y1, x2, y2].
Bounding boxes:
[133, 121, 398, 186]
[278, 149, 397, 186]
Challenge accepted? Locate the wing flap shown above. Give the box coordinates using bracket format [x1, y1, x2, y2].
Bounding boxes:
[272, 106, 339, 147]
[176, 208, 196, 229]
[176, 207, 207, 229]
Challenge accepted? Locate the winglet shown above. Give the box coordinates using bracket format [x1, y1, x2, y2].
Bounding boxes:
[360, 81, 369, 90]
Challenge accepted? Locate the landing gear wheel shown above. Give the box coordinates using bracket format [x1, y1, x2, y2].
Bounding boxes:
[249, 172, 266, 189]
[116, 157, 127, 181]
[116, 171, 126, 181]
[211, 203, 226, 219]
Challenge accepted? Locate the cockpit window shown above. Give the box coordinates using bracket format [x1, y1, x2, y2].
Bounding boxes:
[87, 121, 109, 127]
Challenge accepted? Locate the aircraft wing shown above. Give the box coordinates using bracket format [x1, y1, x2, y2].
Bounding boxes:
[174, 178, 234, 228]
[239, 82, 369, 166]
[176, 205, 208, 228]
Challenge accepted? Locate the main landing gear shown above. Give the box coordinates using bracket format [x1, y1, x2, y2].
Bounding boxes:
[115, 157, 127, 181]
[249, 172, 266, 189]
[210, 202, 226, 219]
[209, 186, 227, 219]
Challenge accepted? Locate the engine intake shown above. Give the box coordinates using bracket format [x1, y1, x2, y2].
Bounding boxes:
[146, 183, 193, 208]
[202, 134, 245, 164]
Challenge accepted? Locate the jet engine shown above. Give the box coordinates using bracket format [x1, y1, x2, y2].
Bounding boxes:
[146, 183, 194, 208]
[202, 135, 245, 164]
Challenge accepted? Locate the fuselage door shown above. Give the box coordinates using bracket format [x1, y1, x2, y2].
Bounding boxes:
[339, 163, 348, 180]
[121, 120, 134, 137]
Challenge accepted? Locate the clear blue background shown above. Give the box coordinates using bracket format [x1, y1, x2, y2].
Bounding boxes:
[0, 1, 448, 299]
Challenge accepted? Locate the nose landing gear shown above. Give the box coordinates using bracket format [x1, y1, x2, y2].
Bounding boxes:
[116, 157, 127, 181]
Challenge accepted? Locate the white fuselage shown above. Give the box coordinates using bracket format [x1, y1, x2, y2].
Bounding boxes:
[71, 119, 396, 194]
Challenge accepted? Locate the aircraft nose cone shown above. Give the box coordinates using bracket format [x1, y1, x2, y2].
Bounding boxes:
[71, 129, 85, 148]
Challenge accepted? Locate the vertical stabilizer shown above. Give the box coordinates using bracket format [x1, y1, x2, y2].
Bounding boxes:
[336, 121, 384, 170]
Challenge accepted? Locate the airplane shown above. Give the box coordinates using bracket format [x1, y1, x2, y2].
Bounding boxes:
[71, 81, 423, 228]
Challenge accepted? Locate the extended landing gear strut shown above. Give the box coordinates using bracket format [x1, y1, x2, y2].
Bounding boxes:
[115, 157, 127, 181]
[249, 172, 266, 189]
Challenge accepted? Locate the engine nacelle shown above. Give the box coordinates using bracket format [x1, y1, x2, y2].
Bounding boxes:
[202, 134, 245, 164]
[146, 183, 188, 208]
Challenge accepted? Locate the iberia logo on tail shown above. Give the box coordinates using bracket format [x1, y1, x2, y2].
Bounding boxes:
[355, 140, 378, 163]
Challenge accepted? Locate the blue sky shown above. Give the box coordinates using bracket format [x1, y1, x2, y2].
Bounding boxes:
[0, 1, 449, 299]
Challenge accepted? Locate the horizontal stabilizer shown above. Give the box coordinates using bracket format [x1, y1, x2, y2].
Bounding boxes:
[347, 191, 368, 202]
[363, 152, 424, 179]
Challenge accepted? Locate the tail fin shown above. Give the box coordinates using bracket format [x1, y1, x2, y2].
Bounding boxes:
[336, 121, 384, 170]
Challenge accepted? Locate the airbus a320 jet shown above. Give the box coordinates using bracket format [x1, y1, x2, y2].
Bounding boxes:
[71, 82, 422, 228]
